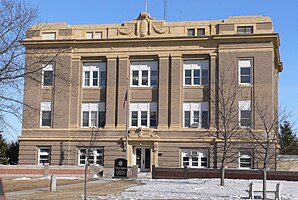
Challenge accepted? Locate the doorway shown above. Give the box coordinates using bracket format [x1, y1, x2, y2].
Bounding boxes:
[135, 147, 151, 172]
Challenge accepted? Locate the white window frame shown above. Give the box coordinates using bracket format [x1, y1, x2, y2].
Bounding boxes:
[83, 62, 106, 88]
[86, 32, 93, 39]
[130, 102, 157, 128]
[181, 149, 208, 168]
[38, 147, 51, 165]
[130, 61, 158, 87]
[239, 100, 251, 128]
[94, 32, 102, 39]
[81, 102, 105, 128]
[183, 102, 209, 128]
[42, 32, 56, 40]
[239, 60, 252, 85]
[78, 148, 104, 166]
[42, 64, 54, 87]
[40, 102, 52, 128]
[239, 152, 253, 169]
[183, 60, 209, 86]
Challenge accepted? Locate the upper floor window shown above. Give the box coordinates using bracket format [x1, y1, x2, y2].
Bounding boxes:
[239, 151, 253, 169]
[182, 149, 208, 168]
[187, 28, 205, 36]
[239, 100, 251, 128]
[131, 61, 158, 87]
[239, 60, 252, 85]
[187, 29, 195, 36]
[184, 60, 209, 86]
[83, 62, 106, 87]
[86, 32, 102, 39]
[82, 102, 105, 128]
[183, 102, 209, 128]
[237, 26, 253, 34]
[42, 32, 56, 40]
[42, 64, 53, 86]
[94, 32, 102, 39]
[78, 148, 104, 166]
[38, 147, 51, 165]
[130, 102, 157, 128]
[86, 32, 93, 39]
[40, 102, 51, 128]
[197, 28, 205, 36]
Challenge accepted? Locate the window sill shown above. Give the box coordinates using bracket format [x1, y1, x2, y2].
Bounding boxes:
[40, 126, 51, 128]
[239, 84, 252, 87]
[183, 85, 207, 88]
[41, 86, 53, 89]
[82, 87, 105, 89]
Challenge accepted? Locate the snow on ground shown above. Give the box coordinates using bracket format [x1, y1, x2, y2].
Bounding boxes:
[90, 178, 298, 200]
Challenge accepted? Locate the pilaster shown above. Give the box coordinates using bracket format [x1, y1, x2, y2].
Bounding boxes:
[170, 54, 182, 129]
[116, 55, 129, 129]
[105, 55, 117, 129]
[157, 54, 170, 129]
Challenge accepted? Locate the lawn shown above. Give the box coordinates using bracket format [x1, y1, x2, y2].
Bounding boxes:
[4, 178, 141, 200]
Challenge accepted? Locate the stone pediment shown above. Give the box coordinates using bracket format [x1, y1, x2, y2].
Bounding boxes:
[117, 12, 169, 37]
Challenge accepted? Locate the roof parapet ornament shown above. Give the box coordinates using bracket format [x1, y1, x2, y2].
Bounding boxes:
[117, 12, 169, 37]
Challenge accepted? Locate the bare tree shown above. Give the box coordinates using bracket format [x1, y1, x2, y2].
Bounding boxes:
[248, 98, 289, 199]
[208, 66, 244, 186]
[0, 0, 38, 129]
[0, 0, 74, 137]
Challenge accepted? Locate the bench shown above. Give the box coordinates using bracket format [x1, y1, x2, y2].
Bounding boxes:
[248, 182, 281, 200]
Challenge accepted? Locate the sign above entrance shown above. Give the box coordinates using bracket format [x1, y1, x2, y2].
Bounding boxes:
[114, 158, 127, 178]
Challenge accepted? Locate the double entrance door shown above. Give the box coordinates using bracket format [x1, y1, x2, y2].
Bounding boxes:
[135, 147, 151, 172]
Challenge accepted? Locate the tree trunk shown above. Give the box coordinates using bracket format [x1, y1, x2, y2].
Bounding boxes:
[220, 165, 225, 186]
[262, 168, 267, 200]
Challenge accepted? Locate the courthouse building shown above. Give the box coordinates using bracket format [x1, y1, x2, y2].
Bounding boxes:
[20, 13, 282, 175]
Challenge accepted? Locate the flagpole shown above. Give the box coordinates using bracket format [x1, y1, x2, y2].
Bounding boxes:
[125, 78, 129, 162]
[145, 0, 148, 13]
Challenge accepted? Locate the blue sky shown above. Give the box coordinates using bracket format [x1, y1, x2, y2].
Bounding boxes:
[5, 0, 298, 140]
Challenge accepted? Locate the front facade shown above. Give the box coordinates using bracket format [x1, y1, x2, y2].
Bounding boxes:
[20, 13, 282, 175]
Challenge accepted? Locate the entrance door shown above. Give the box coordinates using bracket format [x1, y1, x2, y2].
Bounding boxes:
[136, 148, 151, 172]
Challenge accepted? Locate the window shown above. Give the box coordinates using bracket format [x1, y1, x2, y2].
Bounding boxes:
[38, 147, 51, 165]
[86, 32, 102, 39]
[197, 28, 205, 36]
[239, 152, 253, 169]
[83, 62, 106, 87]
[131, 61, 158, 87]
[187, 29, 195, 36]
[42, 32, 56, 40]
[182, 149, 208, 168]
[239, 100, 251, 128]
[183, 102, 209, 128]
[184, 60, 209, 86]
[239, 60, 252, 84]
[42, 64, 53, 86]
[86, 32, 93, 39]
[78, 148, 104, 166]
[130, 102, 157, 128]
[94, 32, 102, 39]
[187, 28, 205, 36]
[237, 26, 253, 34]
[40, 102, 51, 127]
[82, 102, 105, 128]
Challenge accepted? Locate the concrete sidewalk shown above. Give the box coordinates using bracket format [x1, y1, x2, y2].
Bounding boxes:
[6, 179, 110, 197]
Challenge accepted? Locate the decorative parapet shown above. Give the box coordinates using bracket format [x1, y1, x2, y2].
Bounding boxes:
[117, 12, 169, 37]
